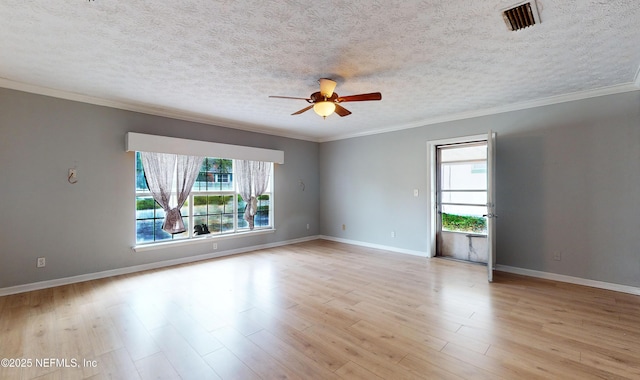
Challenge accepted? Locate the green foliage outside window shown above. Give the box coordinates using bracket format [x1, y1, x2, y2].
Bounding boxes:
[137, 197, 157, 210]
[442, 213, 486, 233]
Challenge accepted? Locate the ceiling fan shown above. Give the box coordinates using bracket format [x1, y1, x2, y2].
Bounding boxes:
[269, 78, 382, 119]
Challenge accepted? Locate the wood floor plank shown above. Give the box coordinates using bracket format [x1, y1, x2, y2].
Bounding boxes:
[148, 325, 220, 379]
[202, 348, 260, 380]
[301, 323, 424, 379]
[134, 351, 181, 380]
[335, 360, 385, 380]
[248, 329, 341, 379]
[486, 342, 626, 379]
[2, 240, 640, 379]
[160, 304, 224, 357]
[441, 341, 535, 379]
[91, 347, 140, 379]
[212, 326, 303, 379]
[262, 318, 350, 372]
[81, 302, 125, 357]
[580, 349, 640, 378]
[22, 311, 58, 379]
[397, 353, 467, 380]
[106, 304, 160, 361]
[346, 319, 446, 357]
[0, 304, 28, 358]
[54, 314, 94, 362]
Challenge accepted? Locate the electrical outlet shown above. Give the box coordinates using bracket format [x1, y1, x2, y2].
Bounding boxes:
[306, 223, 310, 230]
[342, 224, 346, 231]
[37, 257, 46, 268]
[413, 189, 419, 197]
[391, 231, 396, 238]
[553, 251, 562, 261]
[213, 243, 218, 250]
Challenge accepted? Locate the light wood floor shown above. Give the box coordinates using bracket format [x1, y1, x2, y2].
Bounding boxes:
[2, 240, 640, 379]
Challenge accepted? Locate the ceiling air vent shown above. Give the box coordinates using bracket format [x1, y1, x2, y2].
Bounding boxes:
[502, 1, 540, 31]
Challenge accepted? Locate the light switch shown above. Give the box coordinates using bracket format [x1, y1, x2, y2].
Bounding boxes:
[413, 189, 419, 197]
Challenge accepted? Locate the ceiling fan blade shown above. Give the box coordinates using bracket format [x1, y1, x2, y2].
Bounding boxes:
[269, 95, 311, 101]
[291, 105, 314, 115]
[319, 78, 337, 98]
[337, 92, 382, 102]
[334, 104, 352, 117]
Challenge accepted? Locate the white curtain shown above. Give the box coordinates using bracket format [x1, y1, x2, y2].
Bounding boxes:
[236, 160, 271, 230]
[141, 152, 204, 234]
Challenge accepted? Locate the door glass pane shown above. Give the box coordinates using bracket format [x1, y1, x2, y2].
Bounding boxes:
[441, 204, 487, 234]
[441, 191, 487, 205]
[440, 163, 487, 190]
[440, 144, 486, 162]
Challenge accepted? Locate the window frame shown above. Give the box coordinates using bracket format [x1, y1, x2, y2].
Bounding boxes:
[437, 141, 489, 235]
[134, 153, 275, 249]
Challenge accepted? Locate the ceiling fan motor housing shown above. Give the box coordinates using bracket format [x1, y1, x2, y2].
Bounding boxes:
[310, 92, 339, 103]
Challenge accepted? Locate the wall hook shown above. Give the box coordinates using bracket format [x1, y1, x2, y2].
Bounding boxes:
[68, 168, 78, 184]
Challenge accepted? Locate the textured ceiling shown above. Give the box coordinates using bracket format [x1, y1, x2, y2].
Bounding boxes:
[1, 0, 639, 141]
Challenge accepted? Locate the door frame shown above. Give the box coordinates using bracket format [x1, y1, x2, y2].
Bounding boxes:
[426, 134, 488, 258]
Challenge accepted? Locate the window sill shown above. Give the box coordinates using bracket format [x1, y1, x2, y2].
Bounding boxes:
[132, 228, 276, 252]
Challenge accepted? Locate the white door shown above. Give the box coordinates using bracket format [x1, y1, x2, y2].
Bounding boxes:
[486, 131, 497, 282]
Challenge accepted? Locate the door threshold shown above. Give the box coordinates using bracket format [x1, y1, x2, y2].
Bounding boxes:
[435, 256, 487, 266]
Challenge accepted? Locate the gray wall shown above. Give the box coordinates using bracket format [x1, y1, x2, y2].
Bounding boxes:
[0, 88, 320, 288]
[3, 86, 640, 290]
[320, 90, 640, 288]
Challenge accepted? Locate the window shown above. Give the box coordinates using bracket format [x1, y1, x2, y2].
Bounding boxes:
[213, 173, 231, 183]
[135, 153, 273, 244]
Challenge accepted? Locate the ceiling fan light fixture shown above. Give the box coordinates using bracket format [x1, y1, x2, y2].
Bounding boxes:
[270, 78, 380, 118]
[313, 101, 335, 118]
[318, 78, 337, 97]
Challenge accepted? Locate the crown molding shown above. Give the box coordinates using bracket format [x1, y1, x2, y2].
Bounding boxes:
[319, 82, 640, 142]
[2, 77, 638, 144]
[0, 78, 320, 142]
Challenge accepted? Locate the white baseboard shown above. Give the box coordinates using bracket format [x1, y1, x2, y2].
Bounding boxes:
[0, 235, 319, 296]
[5, 236, 638, 297]
[496, 264, 640, 296]
[319, 235, 428, 257]
[319, 237, 640, 295]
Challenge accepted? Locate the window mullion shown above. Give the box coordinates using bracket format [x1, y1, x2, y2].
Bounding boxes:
[189, 194, 194, 238]
[232, 159, 238, 233]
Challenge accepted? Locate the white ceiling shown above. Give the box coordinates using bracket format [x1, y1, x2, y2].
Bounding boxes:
[2, 1, 639, 142]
